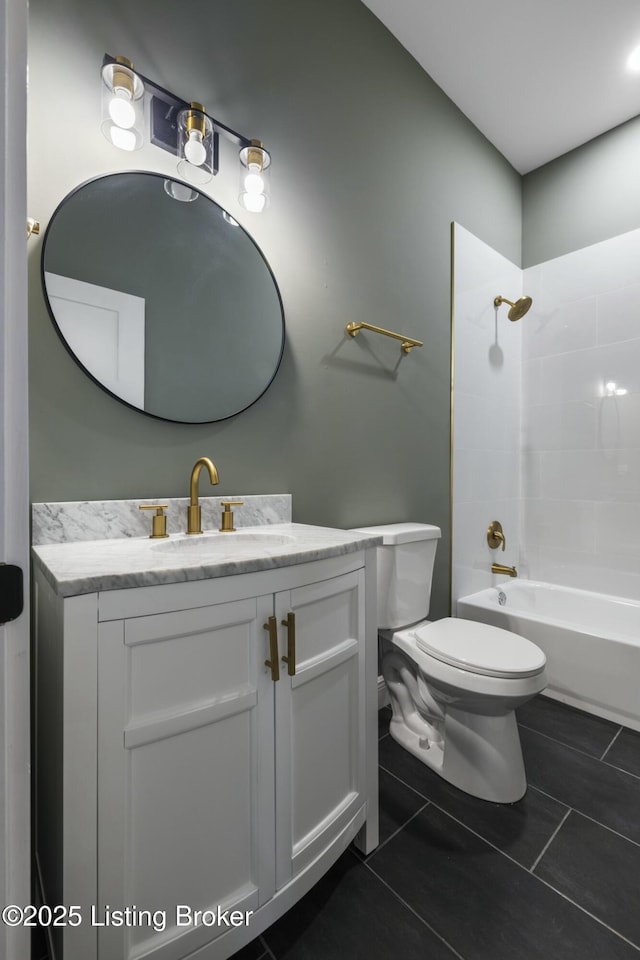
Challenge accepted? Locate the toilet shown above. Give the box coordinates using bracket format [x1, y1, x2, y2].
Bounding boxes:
[354, 522, 547, 803]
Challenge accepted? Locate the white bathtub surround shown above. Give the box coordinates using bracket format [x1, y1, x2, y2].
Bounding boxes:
[32, 494, 292, 545]
[458, 580, 640, 732]
[451, 223, 523, 605]
[522, 228, 640, 599]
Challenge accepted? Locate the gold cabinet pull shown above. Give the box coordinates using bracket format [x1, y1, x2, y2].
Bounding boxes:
[281, 612, 296, 676]
[263, 616, 280, 682]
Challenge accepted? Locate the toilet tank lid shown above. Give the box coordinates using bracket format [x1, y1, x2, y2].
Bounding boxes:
[351, 522, 442, 545]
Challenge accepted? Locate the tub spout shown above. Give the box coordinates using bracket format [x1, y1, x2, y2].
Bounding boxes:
[491, 562, 518, 578]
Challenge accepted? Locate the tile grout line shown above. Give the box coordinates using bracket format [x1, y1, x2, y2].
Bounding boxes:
[524, 780, 640, 847]
[362, 859, 466, 960]
[364, 800, 431, 861]
[517, 720, 612, 762]
[528, 784, 640, 850]
[518, 721, 640, 780]
[379, 763, 433, 803]
[600, 725, 623, 761]
[384, 785, 640, 952]
[258, 934, 277, 960]
[602, 758, 640, 781]
[529, 807, 572, 873]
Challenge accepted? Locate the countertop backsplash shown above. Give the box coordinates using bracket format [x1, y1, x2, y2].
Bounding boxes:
[32, 495, 292, 546]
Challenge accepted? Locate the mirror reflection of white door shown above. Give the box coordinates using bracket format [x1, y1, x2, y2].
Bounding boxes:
[45, 272, 146, 408]
[1, 0, 30, 958]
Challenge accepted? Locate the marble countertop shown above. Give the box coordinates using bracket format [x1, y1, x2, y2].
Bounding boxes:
[32, 523, 382, 598]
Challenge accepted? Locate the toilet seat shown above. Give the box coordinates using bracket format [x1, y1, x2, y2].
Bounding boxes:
[412, 617, 546, 679]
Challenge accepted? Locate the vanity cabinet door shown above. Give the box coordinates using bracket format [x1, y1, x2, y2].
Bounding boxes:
[273, 569, 366, 888]
[96, 595, 275, 960]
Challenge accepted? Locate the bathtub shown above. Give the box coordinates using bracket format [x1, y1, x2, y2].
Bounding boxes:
[457, 580, 640, 732]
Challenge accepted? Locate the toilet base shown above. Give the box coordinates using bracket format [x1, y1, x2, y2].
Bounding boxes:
[382, 641, 532, 803]
[388, 706, 527, 803]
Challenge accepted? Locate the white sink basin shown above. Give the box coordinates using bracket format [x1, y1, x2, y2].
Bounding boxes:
[152, 530, 297, 556]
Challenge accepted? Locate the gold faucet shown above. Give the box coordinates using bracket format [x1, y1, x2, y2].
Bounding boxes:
[491, 562, 518, 578]
[187, 457, 220, 534]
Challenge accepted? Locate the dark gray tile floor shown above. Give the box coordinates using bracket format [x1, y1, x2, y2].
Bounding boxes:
[235, 695, 640, 960]
[31, 695, 640, 960]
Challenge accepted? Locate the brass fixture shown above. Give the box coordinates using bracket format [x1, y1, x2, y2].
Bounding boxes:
[487, 520, 506, 551]
[346, 321, 424, 354]
[263, 616, 280, 681]
[100, 53, 271, 212]
[491, 562, 518, 578]
[183, 101, 207, 139]
[219, 500, 244, 532]
[239, 139, 271, 212]
[138, 504, 169, 539]
[281, 612, 296, 676]
[100, 55, 145, 151]
[27, 218, 40, 239]
[494, 295, 533, 322]
[177, 102, 214, 184]
[187, 457, 220, 534]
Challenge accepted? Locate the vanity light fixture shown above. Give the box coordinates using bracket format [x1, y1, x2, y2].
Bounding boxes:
[100, 56, 145, 151]
[239, 140, 271, 212]
[100, 54, 272, 211]
[177, 103, 214, 184]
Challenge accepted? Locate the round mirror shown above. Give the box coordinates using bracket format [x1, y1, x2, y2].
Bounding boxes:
[41, 172, 285, 423]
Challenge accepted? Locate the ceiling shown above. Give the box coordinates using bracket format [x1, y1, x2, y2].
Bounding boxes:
[360, 0, 640, 174]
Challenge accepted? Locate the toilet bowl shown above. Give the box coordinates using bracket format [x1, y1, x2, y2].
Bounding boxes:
[353, 522, 547, 803]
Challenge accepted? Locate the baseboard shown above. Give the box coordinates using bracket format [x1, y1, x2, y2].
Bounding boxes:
[377, 675, 390, 710]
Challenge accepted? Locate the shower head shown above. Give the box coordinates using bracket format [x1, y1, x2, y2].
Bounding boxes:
[494, 295, 533, 321]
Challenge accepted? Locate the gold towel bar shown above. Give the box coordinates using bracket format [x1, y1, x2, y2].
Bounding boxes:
[27, 218, 40, 239]
[346, 321, 423, 354]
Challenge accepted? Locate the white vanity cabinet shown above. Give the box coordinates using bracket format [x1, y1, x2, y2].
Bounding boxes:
[34, 549, 378, 960]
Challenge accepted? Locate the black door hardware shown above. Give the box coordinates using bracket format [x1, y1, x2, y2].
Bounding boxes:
[0, 563, 24, 623]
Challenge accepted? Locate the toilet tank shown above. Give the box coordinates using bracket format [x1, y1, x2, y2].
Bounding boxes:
[351, 522, 442, 629]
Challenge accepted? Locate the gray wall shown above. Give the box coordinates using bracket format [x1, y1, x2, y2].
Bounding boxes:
[28, 0, 521, 618]
[523, 116, 640, 268]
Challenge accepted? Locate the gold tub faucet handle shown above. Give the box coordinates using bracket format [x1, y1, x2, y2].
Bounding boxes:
[487, 520, 506, 551]
[219, 500, 244, 532]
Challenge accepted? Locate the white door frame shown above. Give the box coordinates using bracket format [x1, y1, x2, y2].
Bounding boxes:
[1, 0, 30, 957]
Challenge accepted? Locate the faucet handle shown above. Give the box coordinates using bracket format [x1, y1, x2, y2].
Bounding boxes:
[219, 500, 244, 532]
[139, 504, 169, 539]
[487, 520, 506, 551]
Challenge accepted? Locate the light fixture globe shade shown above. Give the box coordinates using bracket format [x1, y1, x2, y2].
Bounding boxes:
[109, 126, 137, 151]
[184, 130, 207, 167]
[240, 192, 266, 213]
[108, 89, 136, 128]
[238, 140, 271, 213]
[101, 58, 144, 150]
[243, 170, 265, 194]
[176, 104, 214, 184]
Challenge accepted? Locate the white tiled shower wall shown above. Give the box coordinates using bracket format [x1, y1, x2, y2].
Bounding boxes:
[452, 224, 522, 604]
[522, 228, 640, 599]
[453, 224, 640, 605]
